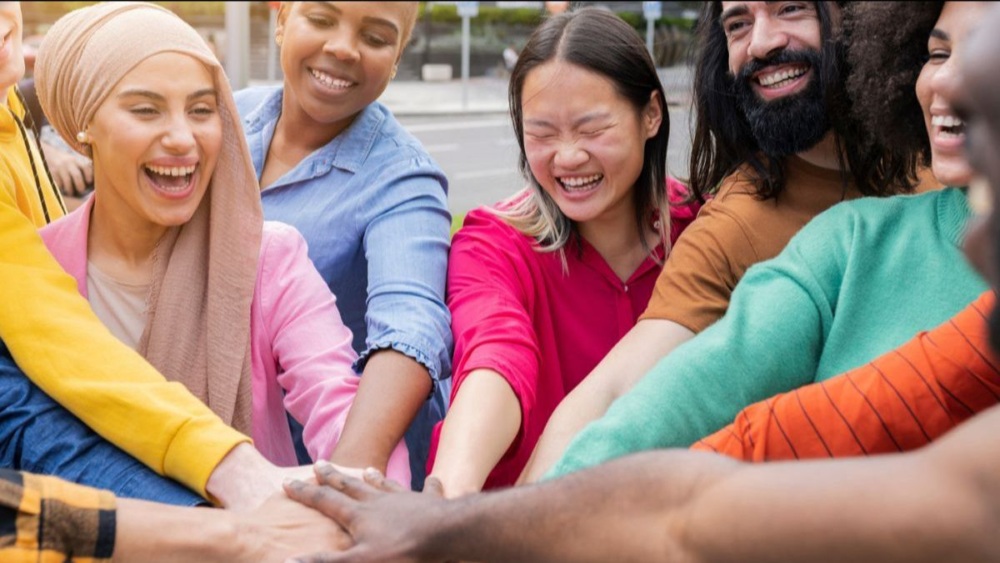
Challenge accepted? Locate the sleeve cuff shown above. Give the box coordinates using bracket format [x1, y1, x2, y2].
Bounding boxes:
[355, 340, 446, 382]
[161, 417, 251, 498]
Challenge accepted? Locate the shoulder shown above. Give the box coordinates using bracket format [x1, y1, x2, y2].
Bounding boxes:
[233, 85, 281, 117]
[38, 204, 87, 246]
[452, 206, 536, 256]
[260, 221, 309, 263]
[367, 103, 440, 168]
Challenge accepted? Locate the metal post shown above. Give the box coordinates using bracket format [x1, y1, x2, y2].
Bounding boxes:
[267, 7, 278, 81]
[646, 18, 654, 57]
[224, 1, 251, 90]
[461, 15, 470, 110]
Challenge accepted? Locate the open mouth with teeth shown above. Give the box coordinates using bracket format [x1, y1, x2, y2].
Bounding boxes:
[144, 164, 197, 195]
[558, 173, 604, 193]
[756, 65, 809, 89]
[310, 68, 355, 91]
[932, 115, 966, 139]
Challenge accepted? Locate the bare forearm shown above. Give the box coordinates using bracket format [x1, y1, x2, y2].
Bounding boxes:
[681, 412, 1000, 562]
[419, 408, 1000, 563]
[416, 450, 736, 562]
[521, 319, 694, 483]
[116, 492, 351, 563]
[114, 500, 239, 562]
[331, 349, 431, 472]
[205, 442, 281, 509]
[430, 369, 521, 496]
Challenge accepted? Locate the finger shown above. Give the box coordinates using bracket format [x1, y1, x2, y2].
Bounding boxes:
[285, 546, 387, 563]
[81, 161, 94, 184]
[423, 476, 445, 498]
[362, 467, 407, 493]
[286, 552, 340, 563]
[67, 166, 86, 195]
[313, 461, 379, 502]
[283, 479, 357, 527]
[53, 170, 72, 196]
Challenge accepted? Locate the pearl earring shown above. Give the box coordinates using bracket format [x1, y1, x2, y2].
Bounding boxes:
[76, 131, 88, 144]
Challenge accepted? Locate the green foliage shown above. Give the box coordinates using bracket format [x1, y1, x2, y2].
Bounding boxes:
[24, 1, 228, 16]
[416, 3, 693, 33]
[418, 3, 543, 27]
[451, 213, 466, 237]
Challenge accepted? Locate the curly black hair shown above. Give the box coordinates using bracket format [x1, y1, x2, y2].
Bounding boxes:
[844, 1, 944, 167]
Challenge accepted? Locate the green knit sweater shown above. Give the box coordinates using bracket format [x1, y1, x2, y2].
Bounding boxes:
[549, 188, 987, 478]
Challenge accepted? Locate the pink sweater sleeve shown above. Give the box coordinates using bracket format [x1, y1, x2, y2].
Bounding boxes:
[448, 210, 542, 431]
[259, 223, 410, 482]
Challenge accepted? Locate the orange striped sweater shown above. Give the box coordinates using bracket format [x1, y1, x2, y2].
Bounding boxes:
[693, 291, 1000, 460]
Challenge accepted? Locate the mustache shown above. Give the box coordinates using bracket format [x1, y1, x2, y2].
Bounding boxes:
[736, 48, 822, 84]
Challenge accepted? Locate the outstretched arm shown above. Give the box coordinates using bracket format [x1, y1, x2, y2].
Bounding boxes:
[288, 405, 1000, 563]
[430, 369, 522, 497]
[0, 182, 263, 504]
[694, 291, 1000, 461]
[519, 318, 694, 483]
[331, 168, 451, 476]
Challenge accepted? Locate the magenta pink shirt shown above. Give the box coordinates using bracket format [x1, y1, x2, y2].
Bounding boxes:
[429, 178, 698, 488]
[39, 199, 410, 483]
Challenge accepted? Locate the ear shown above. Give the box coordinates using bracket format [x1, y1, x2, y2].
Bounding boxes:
[275, 2, 290, 45]
[642, 90, 664, 139]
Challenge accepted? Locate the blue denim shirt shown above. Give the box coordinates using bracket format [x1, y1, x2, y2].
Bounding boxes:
[235, 86, 453, 485]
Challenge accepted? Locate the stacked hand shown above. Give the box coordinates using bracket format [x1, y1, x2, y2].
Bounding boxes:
[284, 461, 450, 563]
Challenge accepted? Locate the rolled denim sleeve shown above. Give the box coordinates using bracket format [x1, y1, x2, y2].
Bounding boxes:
[356, 155, 453, 382]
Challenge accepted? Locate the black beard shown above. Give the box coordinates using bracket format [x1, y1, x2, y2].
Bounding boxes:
[731, 48, 830, 157]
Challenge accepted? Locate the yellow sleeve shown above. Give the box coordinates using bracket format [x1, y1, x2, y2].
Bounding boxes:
[0, 183, 248, 496]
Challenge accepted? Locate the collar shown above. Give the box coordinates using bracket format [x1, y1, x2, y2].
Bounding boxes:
[242, 87, 387, 176]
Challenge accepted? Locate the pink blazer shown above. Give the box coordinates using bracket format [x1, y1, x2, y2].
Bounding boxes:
[40, 199, 410, 483]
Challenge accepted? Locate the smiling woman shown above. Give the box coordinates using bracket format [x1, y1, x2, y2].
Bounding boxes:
[233, 1, 453, 489]
[424, 7, 700, 497]
[23, 1, 382, 499]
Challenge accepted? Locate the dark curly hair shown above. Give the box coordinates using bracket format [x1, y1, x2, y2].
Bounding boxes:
[844, 1, 943, 168]
[687, 1, 921, 202]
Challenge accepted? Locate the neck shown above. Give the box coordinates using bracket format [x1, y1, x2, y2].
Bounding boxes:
[0, 86, 9, 107]
[577, 199, 656, 282]
[795, 131, 844, 171]
[276, 91, 358, 153]
[88, 194, 166, 284]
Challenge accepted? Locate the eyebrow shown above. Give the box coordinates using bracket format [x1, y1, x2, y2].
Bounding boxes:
[930, 28, 950, 42]
[719, 4, 749, 25]
[116, 88, 218, 102]
[524, 112, 613, 129]
[317, 2, 400, 36]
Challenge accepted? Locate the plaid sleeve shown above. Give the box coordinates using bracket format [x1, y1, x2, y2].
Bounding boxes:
[0, 469, 116, 562]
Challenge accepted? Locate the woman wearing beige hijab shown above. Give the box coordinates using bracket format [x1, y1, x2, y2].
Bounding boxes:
[3, 2, 400, 500]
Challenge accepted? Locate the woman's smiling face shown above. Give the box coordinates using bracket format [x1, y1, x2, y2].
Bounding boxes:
[87, 53, 221, 234]
[520, 60, 661, 228]
[276, 2, 412, 135]
[916, 1, 989, 186]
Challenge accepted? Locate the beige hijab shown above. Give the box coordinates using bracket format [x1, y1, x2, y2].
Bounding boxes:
[35, 2, 261, 434]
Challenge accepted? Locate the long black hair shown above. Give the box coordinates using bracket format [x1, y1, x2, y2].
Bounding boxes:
[687, 1, 920, 202]
[498, 7, 670, 255]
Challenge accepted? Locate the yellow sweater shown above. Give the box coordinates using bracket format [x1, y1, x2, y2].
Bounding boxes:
[0, 87, 248, 496]
[0, 88, 65, 227]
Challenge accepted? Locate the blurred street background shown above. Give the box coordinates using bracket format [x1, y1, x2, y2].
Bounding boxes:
[21, 1, 699, 215]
